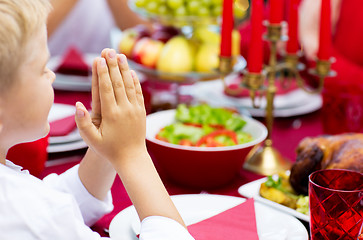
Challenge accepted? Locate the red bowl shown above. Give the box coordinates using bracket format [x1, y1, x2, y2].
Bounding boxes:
[146, 109, 267, 189]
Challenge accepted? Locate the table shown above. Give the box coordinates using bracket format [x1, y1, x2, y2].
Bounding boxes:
[42, 88, 323, 237]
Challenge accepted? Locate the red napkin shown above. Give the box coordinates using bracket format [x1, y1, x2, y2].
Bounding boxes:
[188, 198, 259, 240]
[225, 75, 298, 98]
[6, 135, 49, 177]
[55, 47, 90, 76]
[49, 115, 76, 137]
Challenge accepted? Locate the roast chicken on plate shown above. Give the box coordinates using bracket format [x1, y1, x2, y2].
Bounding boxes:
[289, 133, 363, 195]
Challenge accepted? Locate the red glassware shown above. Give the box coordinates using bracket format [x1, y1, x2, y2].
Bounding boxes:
[309, 169, 363, 239]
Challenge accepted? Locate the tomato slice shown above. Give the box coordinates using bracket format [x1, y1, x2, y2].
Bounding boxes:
[196, 130, 238, 147]
[155, 134, 169, 143]
[179, 139, 194, 146]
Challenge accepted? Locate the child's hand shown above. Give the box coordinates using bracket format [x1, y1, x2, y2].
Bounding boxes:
[75, 49, 147, 166]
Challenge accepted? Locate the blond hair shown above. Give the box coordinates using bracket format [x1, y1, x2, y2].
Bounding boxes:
[0, 0, 51, 91]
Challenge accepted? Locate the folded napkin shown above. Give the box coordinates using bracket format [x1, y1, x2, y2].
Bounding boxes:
[55, 46, 90, 76]
[49, 115, 76, 137]
[188, 198, 259, 240]
[225, 75, 298, 98]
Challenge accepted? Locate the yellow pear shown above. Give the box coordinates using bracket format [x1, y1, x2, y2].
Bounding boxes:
[192, 27, 221, 45]
[195, 43, 220, 73]
[157, 36, 194, 73]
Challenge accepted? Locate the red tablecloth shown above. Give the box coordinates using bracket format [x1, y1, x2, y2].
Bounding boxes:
[42, 88, 322, 236]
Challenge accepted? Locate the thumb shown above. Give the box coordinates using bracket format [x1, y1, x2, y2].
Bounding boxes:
[75, 101, 99, 146]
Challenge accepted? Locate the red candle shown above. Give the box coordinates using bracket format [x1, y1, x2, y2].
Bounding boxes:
[286, 0, 299, 54]
[220, 0, 234, 57]
[248, 0, 264, 73]
[269, 0, 284, 24]
[317, 0, 331, 60]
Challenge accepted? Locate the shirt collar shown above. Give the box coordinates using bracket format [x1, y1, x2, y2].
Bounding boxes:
[4, 160, 30, 174]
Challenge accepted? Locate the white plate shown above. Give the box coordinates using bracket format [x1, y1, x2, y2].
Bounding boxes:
[109, 194, 308, 240]
[48, 128, 82, 144]
[180, 80, 322, 117]
[238, 178, 310, 222]
[48, 103, 76, 122]
[48, 103, 83, 144]
[47, 140, 88, 153]
[47, 103, 87, 153]
[47, 54, 97, 92]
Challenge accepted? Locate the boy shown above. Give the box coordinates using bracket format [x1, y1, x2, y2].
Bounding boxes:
[0, 0, 194, 239]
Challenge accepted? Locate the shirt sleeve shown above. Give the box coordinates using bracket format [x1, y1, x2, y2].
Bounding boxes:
[42, 164, 113, 226]
[139, 216, 195, 240]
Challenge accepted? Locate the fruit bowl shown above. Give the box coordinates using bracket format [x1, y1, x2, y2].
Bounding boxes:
[146, 109, 268, 189]
[129, 0, 248, 28]
[128, 56, 246, 84]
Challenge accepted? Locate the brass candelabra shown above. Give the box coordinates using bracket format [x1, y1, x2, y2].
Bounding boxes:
[221, 22, 334, 175]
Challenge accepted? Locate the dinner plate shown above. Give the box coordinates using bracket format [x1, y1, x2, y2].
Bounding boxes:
[180, 79, 322, 117]
[109, 194, 308, 240]
[48, 128, 82, 144]
[238, 178, 310, 222]
[47, 54, 97, 92]
[48, 103, 83, 144]
[47, 103, 87, 153]
[47, 140, 88, 153]
[48, 103, 76, 123]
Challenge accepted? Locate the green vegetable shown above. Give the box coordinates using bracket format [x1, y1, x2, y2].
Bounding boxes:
[265, 175, 282, 189]
[158, 104, 252, 146]
[175, 104, 246, 131]
[296, 196, 309, 215]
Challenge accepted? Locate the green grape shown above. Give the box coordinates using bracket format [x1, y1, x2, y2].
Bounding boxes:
[167, 0, 184, 10]
[212, 5, 222, 16]
[197, 6, 210, 17]
[187, 1, 200, 15]
[174, 5, 188, 16]
[211, 0, 222, 6]
[200, 0, 212, 8]
[135, 0, 147, 8]
[145, 1, 159, 13]
[158, 4, 169, 15]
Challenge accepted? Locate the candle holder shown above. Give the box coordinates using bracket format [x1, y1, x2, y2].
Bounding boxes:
[240, 21, 334, 175]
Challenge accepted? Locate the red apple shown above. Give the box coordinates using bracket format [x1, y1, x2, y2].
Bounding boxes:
[119, 25, 151, 58]
[133, 24, 151, 38]
[152, 24, 181, 43]
[132, 37, 164, 69]
[151, 31, 176, 43]
[119, 29, 140, 58]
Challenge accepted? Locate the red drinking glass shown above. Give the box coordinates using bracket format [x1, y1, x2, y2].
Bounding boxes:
[309, 169, 363, 239]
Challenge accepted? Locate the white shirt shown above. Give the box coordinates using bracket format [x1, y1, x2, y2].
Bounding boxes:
[48, 0, 115, 56]
[0, 161, 194, 240]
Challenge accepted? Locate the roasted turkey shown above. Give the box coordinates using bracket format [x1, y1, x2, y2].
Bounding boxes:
[289, 133, 363, 195]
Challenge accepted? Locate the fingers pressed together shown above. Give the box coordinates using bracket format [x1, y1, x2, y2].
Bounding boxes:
[96, 48, 144, 113]
[75, 48, 146, 161]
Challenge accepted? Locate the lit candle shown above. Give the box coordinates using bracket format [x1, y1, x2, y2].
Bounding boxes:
[248, 0, 264, 73]
[220, 0, 234, 57]
[317, 0, 331, 60]
[269, 0, 284, 24]
[286, 0, 299, 54]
